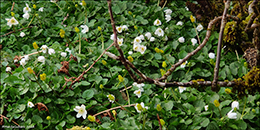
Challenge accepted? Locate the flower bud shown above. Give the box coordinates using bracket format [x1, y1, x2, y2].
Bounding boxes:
[190, 15, 195, 23]
[35, 13, 39, 17]
[75, 4, 78, 8]
[127, 56, 133, 63]
[128, 11, 132, 15]
[11, 12, 15, 16]
[244, 62, 248, 68]
[214, 100, 220, 107]
[118, 75, 124, 82]
[156, 104, 162, 111]
[134, 26, 138, 30]
[257, 101, 260, 106]
[225, 88, 231, 94]
[99, 84, 104, 89]
[160, 119, 165, 126]
[82, 0, 86, 6]
[101, 60, 107, 66]
[27, 67, 34, 74]
[88, 115, 96, 122]
[33, 42, 39, 49]
[46, 116, 51, 120]
[75, 27, 80, 33]
[252, 109, 256, 113]
[162, 61, 167, 68]
[112, 110, 116, 116]
[40, 73, 46, 81]
[33, 4, 36, 9]
[98, 26, 102, 31]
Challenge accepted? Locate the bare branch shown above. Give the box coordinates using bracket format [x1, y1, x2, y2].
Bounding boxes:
[212, 0, 231, 91]
[0, 26, 34, 37]
[0, 114, 19, 126]
[93, 104, 135, 117]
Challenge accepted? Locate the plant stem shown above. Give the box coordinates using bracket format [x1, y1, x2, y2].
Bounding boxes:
[78, 33, 81, 54]
[123, 82, 130, 105]
[240, 96, 247, 119]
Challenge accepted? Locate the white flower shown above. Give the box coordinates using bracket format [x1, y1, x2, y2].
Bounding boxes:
[134, 37, 142, 44]
[153, 19, 161, 26]
[41, 45, 48, 53]
[139, 35, 144, 40]
[6, 67, 11, 72]
[122, 25, 128, 31]
[48, 48, 55, 55]
[154, 28, 164, 37]
[191, 38, 197, 46]
[176, 21, 183, 26]
[24, 55, 29, 61]
[117, 38, 123, 46]
[165, 15, 171, 22]
[134, 89, 143, 98]
[110, 34, 115, 40]
[27, 101, 34, 108]
[227, 109, 237, 119]
[133, 44, 140, 52]
[231, 101, 239, 110]
[164, 9, 172, 15]
[23, 3, 31, 13]
[134, 102, 148, 113]
[178, 37, 185, 43]
[139, 45, 146, 55]
[5, 17, 19, 27]
[150, 37, 155, 42]
[116, 26, 123, 33]
[133, 82, 145, 88]
[61, 52, 67, 57]
[128, 51, 133, 55]
[179, 59, 187, 68]
[196, 24, 203, 32]
[107, 94, 115, 103]
[204, 105, 208, 111]
[14, 59, 18, 63]
[163, 36, 168, 41]
[185, 6, 189, 11]
[23, 13, 30, 19]
[178, 86, 186, 93]
[80, 25, 89, 33]
[38, 56, 45, 63]
[38, 7, 44, 12]
[50, 0, 56, 3]
[208, 52, 215, 59]
[74, 104, 87, 119]
[20, 58, 26, 66]
[20, 32, 25, 37]
[145, 32, 152, 40]
[65, 48, 71, 55]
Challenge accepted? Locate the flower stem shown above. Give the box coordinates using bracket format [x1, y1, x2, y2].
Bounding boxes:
[240, 96, 247, 119]
[78, 33, 81, 54]
[123, 82, 130, 105]
[28, 14, 36, 27]
[218, 107, 222, 117]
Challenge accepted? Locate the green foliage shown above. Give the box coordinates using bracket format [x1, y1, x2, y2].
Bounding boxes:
[0, 0, 259, 130]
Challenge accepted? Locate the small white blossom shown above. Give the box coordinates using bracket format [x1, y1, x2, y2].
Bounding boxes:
[178, 86, 186, 93]
[178, 37, 185, 43]
[154, 28, 164, 37]
[165, 15, 171, 22]
[20, 32, 25, 37]
[20, 58, 26, 66]
[139, 45, 146, 55]
[41, 45, 48, 53]
[5, 17, 19, 27]
[134, 37, 142, 44]
[6, 67, 11, 72]
[23, 3, 31, 13]
[191, 38, 197, 46]
[80, 25, 89, 33]
[185, 6, 189, 11]
[204, 105, 208, 111]
[128, 51, 133, 55]
[150, 37, 155, 42]
[116, 26, 123, 33]
[24, 55, 29, 61]
[196, 24, 203, 32]
[38, 7, 44, 12]
[139, 35, 144, 40]
[145, 32, 152, 40]
[133, 82, 145, 88]
[227, 109, 237, 119]
[231, 101, 239, 110]
[50, 0, 56, 3]
[117, 38, 123, 46]
[134, 89, 143, 98]
[179, 59, 187, 68]
[208, 52, 215, 59]
[133, 44, 140, 52]
[74, 104, 87, 119]
[153, 19, 161, 26]
[107, 94, 115, 103]
[110, 34, 115, 40]
[122, 25, 128, 31]
[65, 48, 71, 55]
[176, 21, 183, 26]
[61, 52, 67, 57]
[23, 13, 30, 19]
[48, 48, 55, 55]
[27, 101, 34, 108]
[38, 56, 45, 63]
[164, 9, 172, 15]
[134, 102, 148, 113]
[163, 36, 168, 41]
[14, 59, 18, 63]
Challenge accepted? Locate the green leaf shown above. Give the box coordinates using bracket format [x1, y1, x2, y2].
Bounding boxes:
[163, 101, 174, 111]
[66, 115, 76, 124]
[82, 89, 94, 100]
[206, 121, 219, 130]
[32, 115, 43, 123]
[172, 41, 179, 50]
[201, 118, 210, 127]
[154, 53, 162, 60]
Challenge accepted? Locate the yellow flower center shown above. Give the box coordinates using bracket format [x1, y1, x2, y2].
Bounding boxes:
[157, 20, 160, 24]
[10, 19, 16, 24]
[136, 39, 139, 43]
[137, 104, 142, 111]
[141, 47, 144, 51]
[79, 108, 84, 114]
[136, 90, 141, 94]
[159, 29, 161, 33]
[26, 7, 29, 11]
[108, 95, 114, 101]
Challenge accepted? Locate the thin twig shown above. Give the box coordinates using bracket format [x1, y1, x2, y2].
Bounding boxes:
[11, 2, 15, 11]
[157, 114, 162, 130]
[0, 114, 19, 126]
[0, 26, 34, 37]
[120, 86, 132, 92]
[69, 42, 115, 88]
[93, 104, 135, 117]
[212, 0, 230, 91]
[107, 0, 139, 82]
[158, 14, 239, 81]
